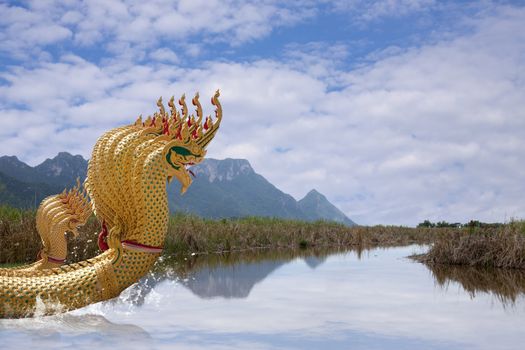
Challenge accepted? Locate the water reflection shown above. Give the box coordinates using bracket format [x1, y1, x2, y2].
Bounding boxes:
[132, 246, 525, 306]
[182, 259, 287, 298]
[127, 247, 341, 304]
[0, 314, 151, 349]
[3, 245, 525, 350]
[303, 256, 327, 269]
[422, 262, 525, 305]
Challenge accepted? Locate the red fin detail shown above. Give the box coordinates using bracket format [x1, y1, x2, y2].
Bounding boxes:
[163, 119, 170, 135]
[98, 220, 109, 251]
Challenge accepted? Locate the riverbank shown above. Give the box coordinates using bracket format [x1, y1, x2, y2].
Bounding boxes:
[2, 205, 523, 268]
[0, 205, 436, 264]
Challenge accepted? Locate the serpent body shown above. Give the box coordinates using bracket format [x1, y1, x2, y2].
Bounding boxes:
[0, 91, 222, 318]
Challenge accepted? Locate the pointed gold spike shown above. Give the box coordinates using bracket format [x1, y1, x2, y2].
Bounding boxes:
[168, 96, 176, 116]
[179, 94, 188, 120]
[196, 90, 222, 147]
[192, 92, 202, 120]
[157, 97, 166, 117]
[211, 89, 222, 123]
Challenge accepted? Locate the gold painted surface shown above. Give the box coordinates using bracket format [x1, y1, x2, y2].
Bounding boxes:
[0, 91, 222, 318]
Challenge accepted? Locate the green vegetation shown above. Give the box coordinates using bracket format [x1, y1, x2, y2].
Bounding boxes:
[0, 205, 99, 264]
[2, 205, 523, 270]
[164, 215, 435, 256]
[0, 205, 434, 264]
[417, 219, 503, 228]
[0, 205, 28, 222]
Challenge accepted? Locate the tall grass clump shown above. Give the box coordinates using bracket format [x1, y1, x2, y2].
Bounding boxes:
[0, 206, 40, 264]
[414, 220, 525, 269]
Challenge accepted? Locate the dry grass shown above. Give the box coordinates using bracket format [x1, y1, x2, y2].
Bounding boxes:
[3, 204, 524, 271]
[12, 207, 525, 267]
[0, 206, 438, 264]
[0, 205, 100, 264]
[0, 207, 41, 264]
[413, 220, 525, 269]
[163, 215, 436, 254]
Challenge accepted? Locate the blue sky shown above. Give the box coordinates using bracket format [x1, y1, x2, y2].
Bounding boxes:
[1, 0, 524, 225]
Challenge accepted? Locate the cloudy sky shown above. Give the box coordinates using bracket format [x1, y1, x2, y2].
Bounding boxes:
[1, 0, 524, 226]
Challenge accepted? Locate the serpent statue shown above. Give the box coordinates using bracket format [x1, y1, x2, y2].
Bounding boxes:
[0, 90, 222, 318]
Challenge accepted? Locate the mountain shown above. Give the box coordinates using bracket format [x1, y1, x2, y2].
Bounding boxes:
[0, 156, 38, 184]
[0, 153, 87, 188]
[0, 172, 62, 208]
[33, 152, 88, 187]
[0, 153, 88, 208]
[298, 189, 357, 226]
[168, 159, 307, 220]
[0, 153, 356, 225]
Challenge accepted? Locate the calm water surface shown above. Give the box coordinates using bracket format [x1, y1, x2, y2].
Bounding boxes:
[2, 245, 525, 349]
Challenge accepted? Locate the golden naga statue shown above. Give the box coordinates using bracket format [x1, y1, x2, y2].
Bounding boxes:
[0, 91, 222, 318]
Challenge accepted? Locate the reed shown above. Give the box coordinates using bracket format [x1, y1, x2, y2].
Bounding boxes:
[0, 206, 40, 264]
[0, 205, 101, 264]
[412, 220, 525, 269]
[163, 215, 435, 254]
[4, 203, 523, 269]
[0, 205, 437, 264]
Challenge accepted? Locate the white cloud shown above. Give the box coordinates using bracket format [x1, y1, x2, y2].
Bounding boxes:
[0, 3, 524, 225]
[330, 0, 437, 22]
[149, 48, 179, 64]
[0, 0, 317, 60]
[0, 2, 72, 59]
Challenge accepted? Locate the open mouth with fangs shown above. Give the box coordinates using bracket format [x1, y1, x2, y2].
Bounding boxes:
[185, 163, 196, 178]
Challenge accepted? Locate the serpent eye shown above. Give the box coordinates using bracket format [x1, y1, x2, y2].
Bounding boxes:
[165, 146, 193, 169]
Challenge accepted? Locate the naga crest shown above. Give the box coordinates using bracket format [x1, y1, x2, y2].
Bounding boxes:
[0, 90, 222, 319]
[135, 90, 222, 193]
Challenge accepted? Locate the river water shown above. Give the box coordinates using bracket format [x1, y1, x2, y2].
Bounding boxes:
[1, 245, 525, 349]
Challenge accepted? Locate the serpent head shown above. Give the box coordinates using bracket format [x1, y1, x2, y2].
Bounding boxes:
[158, 90, 222, 194]
[165, 142, 206, 194]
